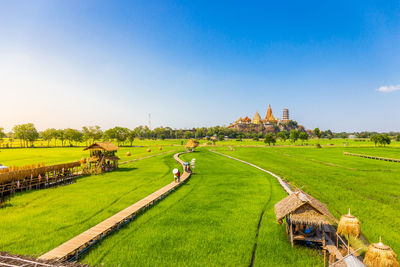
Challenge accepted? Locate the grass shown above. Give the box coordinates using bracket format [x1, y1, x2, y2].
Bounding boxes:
[0, 146, 178, 166]
[80, 149, 322, 266]
[1, 143, 399, 265]
[0, 150, 181, 256]
[214, 146, 400, 254]
[2, 137, 400, 150]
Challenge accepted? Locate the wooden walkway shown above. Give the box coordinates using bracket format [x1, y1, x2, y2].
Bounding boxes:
[344, 152, 400, 163]
[39, 152, 191, 262]
[210, 150, 293, 194]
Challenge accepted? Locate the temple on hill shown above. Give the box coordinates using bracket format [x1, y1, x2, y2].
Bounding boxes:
[231, 105, 290, 127]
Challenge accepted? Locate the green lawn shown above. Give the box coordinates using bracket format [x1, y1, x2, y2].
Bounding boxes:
[80, 149, 322, 267]
[0, 150, 182, 256]
[214, 146, 400, 254]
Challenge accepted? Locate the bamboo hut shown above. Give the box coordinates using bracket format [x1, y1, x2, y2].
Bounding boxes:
[364, 237, 399, 267]
[83, 142, 120, 172]
[274, 190, 349, 266]
[275, 190, 337, 246]
[185, 139, 199, 151]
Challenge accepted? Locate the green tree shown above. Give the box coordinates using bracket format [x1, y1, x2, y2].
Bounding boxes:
[64, 128, 82, 146]
[0, 127, 5, 141]
[82, 126, 91, 146]
[13, 123, 39, 147]
[371, 134, 379, 147]
[290, 130, 300, 143]
[299, 132, 309, 145]
[264, 133, 276, 146]
[380, 134, 391, 147]
[396, 135, 400, 142]
[313, 128, 322, 140]
[56, 129, 66, 147]
[41, 128, 57, 147]
[127, 130, 136, 146]
[184, 131, 194, 139]
[218, 134, 225, 141]
[277, 131, 289, 142]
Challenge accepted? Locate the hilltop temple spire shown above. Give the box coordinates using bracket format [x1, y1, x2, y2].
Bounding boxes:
[253, 111, 262, 125]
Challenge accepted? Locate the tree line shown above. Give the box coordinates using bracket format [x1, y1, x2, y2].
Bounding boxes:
[0, 124, 399, 148]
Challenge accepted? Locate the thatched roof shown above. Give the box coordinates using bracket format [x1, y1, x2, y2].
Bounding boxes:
[364, 238, 399, 267]
[274, 190, 336, 226]
[185, 139, 199, 149]
[83, 142, 119, 152]
[0, 162, 81, 184]
[337, 209, 361, 238]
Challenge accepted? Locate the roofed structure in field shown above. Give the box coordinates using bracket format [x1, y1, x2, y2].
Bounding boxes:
[185, 139, 199, 149]
[275, 190, 336, 226]
[83, 142, 119, 152]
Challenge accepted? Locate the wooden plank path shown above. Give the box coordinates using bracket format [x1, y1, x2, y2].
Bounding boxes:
[344, 152, 400, 163]
[210, 150, 293, 194]
[38, 152, 191, 262]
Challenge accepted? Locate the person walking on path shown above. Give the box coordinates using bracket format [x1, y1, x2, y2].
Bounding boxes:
[177, 170, 181, 183]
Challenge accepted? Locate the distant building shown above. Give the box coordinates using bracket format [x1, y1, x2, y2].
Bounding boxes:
[253, 111, 262, 125]
[229, 104, 291, 127]
[282, 108, 289, 122]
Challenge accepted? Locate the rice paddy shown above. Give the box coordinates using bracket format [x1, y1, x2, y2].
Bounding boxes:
[1, 140, 399, 266]
[0, 150, 181, 255]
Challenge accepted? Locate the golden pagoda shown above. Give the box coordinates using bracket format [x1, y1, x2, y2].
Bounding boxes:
[243, 116, 251, 124]
[263, 105, 279, 124]
[235, 117, 243, 124]
[253, 111, 262, 125]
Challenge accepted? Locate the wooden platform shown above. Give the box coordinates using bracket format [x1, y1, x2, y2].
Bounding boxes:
[38, 152, 191, 262]
[344, 152, 400, 163]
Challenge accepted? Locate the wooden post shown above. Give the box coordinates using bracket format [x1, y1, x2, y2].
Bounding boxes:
[289, 222, 294, 247]
[324, 249, 326, 267]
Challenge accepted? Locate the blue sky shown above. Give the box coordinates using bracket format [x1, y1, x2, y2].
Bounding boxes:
[0, 1, 399, 132]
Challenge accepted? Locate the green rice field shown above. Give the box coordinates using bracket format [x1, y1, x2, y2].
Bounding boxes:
[0, 141, 399, 266]
[0, 150, 182, 256]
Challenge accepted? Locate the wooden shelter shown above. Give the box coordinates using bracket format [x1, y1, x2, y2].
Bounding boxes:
[83, 142, 120, 172]
[275, 190, 336, 246]
[274, 190, 352, 266]
[185, 139, 199, 151]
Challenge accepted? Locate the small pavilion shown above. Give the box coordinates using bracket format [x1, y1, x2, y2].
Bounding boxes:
[275, 190, 350, 266]
[83, 142, 120, 172]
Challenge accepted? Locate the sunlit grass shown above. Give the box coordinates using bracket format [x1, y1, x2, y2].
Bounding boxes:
[0, 151, 181, 256]
[80, 149, 322, 266]
[215, 146, 400, 254]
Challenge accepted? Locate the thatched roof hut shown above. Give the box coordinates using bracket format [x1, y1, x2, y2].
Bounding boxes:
[185, 139, 199, 149]
[364, 237, 399, 267]
[275, 190, 336, 226]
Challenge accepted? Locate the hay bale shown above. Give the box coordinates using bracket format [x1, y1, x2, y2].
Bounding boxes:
[126, 152, 131, 156]
[364, 237, 399, 267]
[147, 149, 151, 152]
[337, 209, 361, 238]
[159, 147, 162, 150]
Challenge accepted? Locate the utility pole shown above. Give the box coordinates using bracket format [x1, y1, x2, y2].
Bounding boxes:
[148, 113, 151, 130]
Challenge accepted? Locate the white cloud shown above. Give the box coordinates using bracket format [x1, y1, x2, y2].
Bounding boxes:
[377, 84, 400, 93]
